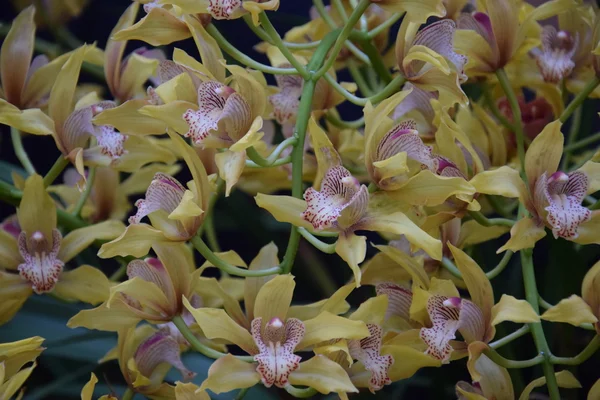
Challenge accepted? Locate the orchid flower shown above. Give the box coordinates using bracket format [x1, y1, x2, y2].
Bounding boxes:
[471, 120, 600, 251]
[187, 273, 366, 395]
[97, 130, 210, 258]
[0, 336, 44, 400]
[455, 353, 514, 400]
[0, 175, 123, 325]
[257, 117, 442, 285]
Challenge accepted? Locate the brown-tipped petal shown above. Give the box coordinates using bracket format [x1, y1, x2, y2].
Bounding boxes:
[134, 331, 196, 382]
[251, 317, 305, 388]
[208, 0, 245, 19]
[17, 229, 64, 294]
[376, 283, 413, 322]
[1, 6, 35, 107]
[348, 324, 393, 392]
[301, 166, 368, 230]
[543, 171, 591, 240]
[128, 173, 186, 225]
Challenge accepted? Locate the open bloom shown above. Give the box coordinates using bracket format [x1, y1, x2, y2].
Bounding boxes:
[0, 175, 122, 325]
[531, 26, 579, 83]
[471, 120, 600, 251]
[188, 273, 366, 395]
[257, 118, 442, 285]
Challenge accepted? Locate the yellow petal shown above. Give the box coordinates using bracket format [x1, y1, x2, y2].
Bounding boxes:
[575, 210, 600, 245]
[376, 0, 445, 24]
[360, 250, 414, 287]
[227, 64, 268, 121]
[0, 230, 20, 270]
[183, 299, 256, 354]
[589, 379, 600, 400]
[458, 220, 511, 248]
[350, 294, 388, 326]
[59, 221, 125, 262]
[215, 150, 246, 197]
[391, 170, 476, 206]
[175, 382, 210, 400]
[254, 274, 294, 323]
[0, 362, 36, 400]
[108, 277, 169, 317]
[184, 14, 226, 83]
[382, 344, 441, 381]
[540, 295, 598, 326]
[139, 101, 197, 135]
[17, 174, 56, 240]
[54, 265, 111, 304]
[0, 100, 54, 135]
[491, 294, 540, 325]
[468, 352, 513, 400]
[195, 277, 248, 328]
[470, 166, 528, 203]
[244, 242, 279, 321]
[308, 116, 341, 189]
[519, 370, 581, 400]
[578, 161, 600, 194]
[168, 190, 204, 220]
[298, 311, 369, 350]
[0, 271, 32, 325]
[98, 224, 167, 259]
[524, 120, 563, 191]
[335, 233, 366, 287]
[372, 151, 409, 188]
[113, 7, 191, 46]
[254, 193, 314, 230]
[0, 335, 44, 377]
[289, 355, 358, 394]
[497, 217, 546, 253]
[582, 259, 600, 322]
[199, 354, 260, 394]
[119, 54, 160, 101]
[92, 99, 166, 136]
[67, 298, 141, 332]
[81, 373, 98, 400]
[229, 118, 264, 152]
[287, 285, 353, 321]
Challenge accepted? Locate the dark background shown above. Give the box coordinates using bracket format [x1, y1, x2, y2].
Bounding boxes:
[1, 1, 599, 399]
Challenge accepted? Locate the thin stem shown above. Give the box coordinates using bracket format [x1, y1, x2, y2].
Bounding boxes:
[313, 0, 337, 28]
[564, 131, 600, 153]
[298, 227, 337, 254]
[561, 106, 583, 169]
[484, 348, 543, 369]
[325, 112, 365, 129]
[483, 85, 515, 132]
[285, 386, 318, 398]
[368, 12, 403, 38]
[520, 248, 560, 400]
[258, 13, 310, 80]
[246, 137, 297, 167]
[356, 37, 393, 83]
[550, 335, 600, 365]
[122, 388, 135, 400]
[490, 325, 530, 349]
[314, 0, 371, 79]
[110, 261, 128, 282]
[441, 251, 513, 280]
[333, 0, 349, 22]
[43, 156, 69, 187]
[559, 76, 600, 123]
[245, 155, 291, 168]
[197, 178, 225, 237]
[538, 295, 553, 310]
[204, 211, 221, 253]
[487, 195, 515, 219]
[71, 167, 96, 217]
[322, 73, 405, 106]
[191, 235, 281, 277]
[235, 388, 249, 400]
[242, 15, 320, 50]
[172, 315, 254, 362]
[205, 24, 300, 75]
[10, 127, 36, 175]
[496, 68, 526, 183]
[347, 61, 374, 96]
[468, 211, 514, 227]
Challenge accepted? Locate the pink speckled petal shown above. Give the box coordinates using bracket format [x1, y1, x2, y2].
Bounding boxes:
[544, 171, 591, 239]
[348, 324, 393, 392]
[377, 119, 434, 169]
[376, 282, 413, 321]
[135, 331, 196, 381]
[208, 0, 244, 19]
[129, 173, 185, 224]
[17, 229, 64, 293]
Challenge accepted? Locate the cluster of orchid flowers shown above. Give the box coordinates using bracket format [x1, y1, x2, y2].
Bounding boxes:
[1, 0, 600, 399]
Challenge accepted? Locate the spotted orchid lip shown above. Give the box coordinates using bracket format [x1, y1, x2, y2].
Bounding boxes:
[532, 26, 578, 84]
[17, 229, 64, 294]
[348, 323, 393, 393]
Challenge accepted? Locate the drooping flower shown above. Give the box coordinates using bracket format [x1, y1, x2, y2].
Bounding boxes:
[0, 175, 123, 325]
[531, 26, 579, 83]
[454, 353, 514, 400]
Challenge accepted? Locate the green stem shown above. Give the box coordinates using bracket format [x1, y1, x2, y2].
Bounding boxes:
[10, 127, 36, 175]
[357, 37, 393, 83]
[564, 131, 600, 153]
[122, 387, 135, 400]
[468, 210, 514, 227]
[191, 235, 281, 276]
[235, 388, 250, 400]
[441, 250, 513, 280]
[242, 15, 321, 50]
[204, 211, 221, 253]
[246, 137, 297, 167]
[347, 61, 374, 96]
[496, 68, 526, 183]
[313, 0, 337, 28]
[285, 386, 318, 398]
[43, 156, 69, 187]
[172, 315, 254, 361]
[538, 295, 553, 310]
[550, 335, 600, 365]
[205, 24, 300, 75]
[561, 106, 583, 169]
[520, 248, 560, 400]
[490, 325, 530, 349]
[323, 73, 405, 106]
[245, 155, 291, 168]
[559, 76, 600, 123]
[314, 0, 371, 79]
[483, 88, 515, 133]
[110, 261, 128, 281]
[258, 13, 310, 79]
[333, 0, 349, 22]
[368, 12, 403, 38]
[325, 112, 365, 129]
[71, 167, 96, 217]
[298, 227, 337, 253]
[487, 195, 515, 219]
[484, 348, 543, 369]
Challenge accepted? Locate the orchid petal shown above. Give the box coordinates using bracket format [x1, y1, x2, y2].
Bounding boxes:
[298, 311, 369, 349]
[254, 274, 294, 324]
[491, 294, 540, 325]
[59, 221, 125, 263]
[519, 370, 581, 400]
[98, 224, 167, 259]
[113, 7, 191, 46]
[54, 265, 111, 304]
[335, 232, 367, 286]
[200, 354, 260, 393]
[540, 295, 598, 326]
[497, 217, 546, 253]
[289, 355, 358, 394]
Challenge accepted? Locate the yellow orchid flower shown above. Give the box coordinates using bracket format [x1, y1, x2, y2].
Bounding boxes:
[187, 273, 365, 395]
[257, 117, 442, 285]
[519, 370, 581, 400]
[0, 336, 44, 400]
[98, 130, 210, 258]
[455, 353, 514, 400]
[471, 120, 600, 251]
[541, 258, 600, 333]
[0, 174, 123, 325]
[395, 17, 468, 105]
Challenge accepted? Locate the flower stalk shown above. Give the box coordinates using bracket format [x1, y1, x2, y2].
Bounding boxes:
[11, 127, 36, 175]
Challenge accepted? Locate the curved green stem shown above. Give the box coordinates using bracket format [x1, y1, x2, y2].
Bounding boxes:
[560, 76, 600, 123]
[235, 388, 249, 400]
[356, 37, 392, 83]
[483, 87, 515, 133]
[490, 325, 530, 349]
[43, 156, 69, 187]
[550, 335, 600, 365]
[564, 131, 600, 153]
[172, 315, 254, 361]
[347, 61, 374, 96]
[245, 137, 297, 167]
[205, 24, 299, 75]
[368, 12, 403, 38]
[314, 0, 371, 79]
[204, 211, 221, 253]
[285, 386, 318, 398]
[520, 248, 560, 400]
[10, 127, 36, 175]
[245, 155, 291, 168]
[71, 167, 96, 217]
[441, 250, 513, 280]
[298, 227, 337, 254]
[325, 112, 365, 129]
[258, 13, 310, 80]
[496, 68, 526, 183]
[122, 388, 135, 400]
[191, 235, 281, 277]
[561, 106, 583, 169]
[468, 211, 514, 227]
[242, 15, 320, 50]
[333, 0, 349, 22]
[484, 348, 543, 369]
[323, 73, 405, 106]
